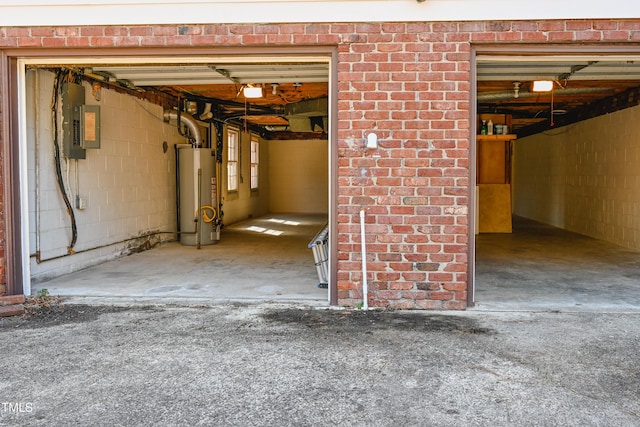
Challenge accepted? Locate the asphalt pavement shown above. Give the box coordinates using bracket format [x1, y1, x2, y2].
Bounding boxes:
[1, 299, 639, 426]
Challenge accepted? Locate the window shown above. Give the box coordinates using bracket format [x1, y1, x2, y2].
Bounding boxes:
[227, 128, 238, 192]
[250, 135, 259, 190]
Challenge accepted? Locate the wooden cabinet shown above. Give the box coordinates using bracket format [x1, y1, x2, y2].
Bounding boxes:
[476, 134, 515, 185]
[476, 115, 515, 233]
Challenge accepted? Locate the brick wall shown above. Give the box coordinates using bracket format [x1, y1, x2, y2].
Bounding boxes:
[1, 20, 640, 306]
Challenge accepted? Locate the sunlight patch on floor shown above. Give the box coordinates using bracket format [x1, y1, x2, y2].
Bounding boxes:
[268, 218, 301, 226]
[246, 226, 284, 236]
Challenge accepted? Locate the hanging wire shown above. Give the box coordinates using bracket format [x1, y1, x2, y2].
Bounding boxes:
[244, 98, 248, 133]
[550, 88, 555, 127]
[51, 70, 78, 252]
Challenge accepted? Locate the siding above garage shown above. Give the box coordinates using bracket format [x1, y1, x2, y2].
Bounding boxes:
[1, 1, 640, 27]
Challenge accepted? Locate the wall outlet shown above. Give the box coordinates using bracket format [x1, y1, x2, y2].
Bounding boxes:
[76, 196, 87, 210]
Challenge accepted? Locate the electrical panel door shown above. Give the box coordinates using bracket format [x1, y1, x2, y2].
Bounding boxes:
[62, 83, 101, 157]
[62, 82, 86, 159]
[80, 105, 100, 149]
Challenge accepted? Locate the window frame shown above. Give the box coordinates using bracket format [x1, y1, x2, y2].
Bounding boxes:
[250, 134, 259, 190]
[227, 127, 239, 192]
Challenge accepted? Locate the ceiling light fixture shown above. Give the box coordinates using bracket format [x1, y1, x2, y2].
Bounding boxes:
[243, 84, 263, 99]
[532, 80, 554, 92]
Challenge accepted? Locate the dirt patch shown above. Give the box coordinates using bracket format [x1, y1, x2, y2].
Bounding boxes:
[1, 302, 494, 335]
[262, 308, 494, 334]
[0, 303, 137, 331]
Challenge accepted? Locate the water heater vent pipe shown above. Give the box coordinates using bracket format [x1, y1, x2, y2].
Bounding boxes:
[163, 110, 203, 147]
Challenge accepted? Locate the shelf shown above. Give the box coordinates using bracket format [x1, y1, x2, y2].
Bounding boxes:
[477, 134, 517, 141]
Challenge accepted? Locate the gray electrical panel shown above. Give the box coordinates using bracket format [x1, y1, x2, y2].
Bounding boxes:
[62, 83, 101, 158]
[62, 82, 86, 159]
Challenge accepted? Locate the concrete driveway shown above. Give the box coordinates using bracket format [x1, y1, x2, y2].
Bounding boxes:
[1, 299, 639, 426]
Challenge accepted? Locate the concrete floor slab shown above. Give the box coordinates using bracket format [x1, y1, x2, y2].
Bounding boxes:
[34, 214, 640, 312]
[33, 213, 329, 304]
[475, 216, 640, 312]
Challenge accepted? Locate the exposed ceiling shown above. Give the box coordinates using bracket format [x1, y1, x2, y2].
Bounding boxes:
[41, 55, 640, 139]
[477, 56, 640, 136]
[85, 62, 330, 136]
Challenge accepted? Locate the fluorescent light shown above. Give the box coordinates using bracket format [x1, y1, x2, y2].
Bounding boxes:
[243, 85, 263, 98]
[532, 80, 554, 92]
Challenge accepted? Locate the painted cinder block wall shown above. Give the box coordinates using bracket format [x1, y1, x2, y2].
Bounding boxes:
[2, 20, 640, 308]
[26, 70, 183, 282]
[268, 139, 329, 214]
[513, 104, 640, 252]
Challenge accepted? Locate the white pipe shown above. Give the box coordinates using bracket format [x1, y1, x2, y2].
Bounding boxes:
[360, 208, 369, 310]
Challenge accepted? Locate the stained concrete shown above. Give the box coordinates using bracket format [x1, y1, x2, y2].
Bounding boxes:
[32, 213, 329, 304]
[475, 216, 640, 312]
[33, 214, 640, 312]
[1, 303, 640, 426]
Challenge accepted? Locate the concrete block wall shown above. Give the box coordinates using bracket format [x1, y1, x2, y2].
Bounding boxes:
[26, 70, 182, 282]
[513, 105, 640, 252]
[2, 19, 640, 306]
[268, 139, 328, 214]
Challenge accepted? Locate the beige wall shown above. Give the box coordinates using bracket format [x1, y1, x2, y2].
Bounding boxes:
[268, 139, 328, 214]
[513, 105, 640, 251]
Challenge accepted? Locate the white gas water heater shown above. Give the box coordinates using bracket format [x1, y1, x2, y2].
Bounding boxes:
[165, 109, 221, 247]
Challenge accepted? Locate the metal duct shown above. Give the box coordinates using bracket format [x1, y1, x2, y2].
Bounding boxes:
[477, 87, 614, 102]
[283, 97, 328, 117]
[163, 110, 203, 147]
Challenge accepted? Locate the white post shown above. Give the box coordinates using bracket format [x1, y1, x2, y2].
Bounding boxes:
[360, 209, 369, 310]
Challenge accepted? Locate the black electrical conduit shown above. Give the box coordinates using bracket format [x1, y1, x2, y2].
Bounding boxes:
[51, 70, 78, 254]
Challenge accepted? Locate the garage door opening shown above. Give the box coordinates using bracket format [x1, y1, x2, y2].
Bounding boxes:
[472, 50, 640, 310]
[16, 51, 336, 304]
